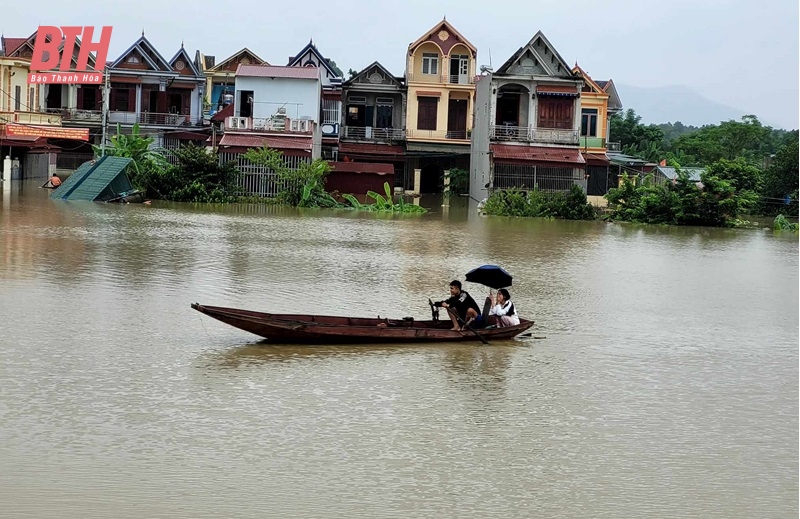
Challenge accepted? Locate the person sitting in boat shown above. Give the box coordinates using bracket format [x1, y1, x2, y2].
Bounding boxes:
[488, 288, 520, 328]
[45, 173, 61, 188]
[434, 280, 482, 331]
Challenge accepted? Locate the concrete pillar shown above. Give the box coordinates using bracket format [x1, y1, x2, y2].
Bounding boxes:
[412, 168, 421, 195]
[442, 169, 450, 206]
[2, 155, 11, 182]
[135, 84, 142, 115]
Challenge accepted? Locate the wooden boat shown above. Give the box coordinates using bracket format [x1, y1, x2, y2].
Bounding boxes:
[191, 303, 534, 344]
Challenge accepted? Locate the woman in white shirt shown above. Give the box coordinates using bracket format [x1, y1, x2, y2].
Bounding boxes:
[489, 288, 520, 327]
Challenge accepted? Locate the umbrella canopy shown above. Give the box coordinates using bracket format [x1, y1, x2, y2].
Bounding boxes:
[465, 265, 513, 289]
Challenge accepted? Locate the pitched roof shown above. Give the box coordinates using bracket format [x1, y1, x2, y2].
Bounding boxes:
[287, 39, 340, 78]
[50, 156, 134, 201]
[1, 37, 28, 56]
[168, 45, 202, 77]
[572, 64, 606, 94]
[408, 18, 476, 53]
[655, 166, 703, 182]
[110, 34, 173, 71]
[342, 61, 403, 88]
[497, 30, 573, 77]
[210, 48, 266, 71]
[236, 64, 320, 79]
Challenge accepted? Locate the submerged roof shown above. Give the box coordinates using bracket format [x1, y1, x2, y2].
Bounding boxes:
[50, 156, 135, 201]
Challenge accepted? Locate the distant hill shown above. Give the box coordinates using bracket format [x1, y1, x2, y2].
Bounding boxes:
[615, 84, 776, 128]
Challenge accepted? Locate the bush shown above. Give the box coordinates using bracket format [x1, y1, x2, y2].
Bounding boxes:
[483, 184, 597, 220]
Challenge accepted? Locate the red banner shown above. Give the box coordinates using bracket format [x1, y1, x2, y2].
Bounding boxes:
[5, 123, 89, 141]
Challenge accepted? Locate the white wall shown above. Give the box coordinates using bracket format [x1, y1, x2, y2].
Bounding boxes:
[234, 75, 321, 122]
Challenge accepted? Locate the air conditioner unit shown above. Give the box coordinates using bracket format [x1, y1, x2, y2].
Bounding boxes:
[291, 119, 309, 132]
[227, 117, 249, 129]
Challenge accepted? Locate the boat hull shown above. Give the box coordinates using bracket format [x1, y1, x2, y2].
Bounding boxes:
[191, 303, 534, 344]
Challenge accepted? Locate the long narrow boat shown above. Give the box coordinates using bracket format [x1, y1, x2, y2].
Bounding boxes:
[191, 303, 534, 344]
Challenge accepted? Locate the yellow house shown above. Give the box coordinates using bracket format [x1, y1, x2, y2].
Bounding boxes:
[572, 64, 623, 155]
[404, 19, 477, 193]
[406, 19, 476, 143]
[196, 48, 266, 115]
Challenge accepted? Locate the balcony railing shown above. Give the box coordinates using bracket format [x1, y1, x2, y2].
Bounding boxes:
[225, 116, 314, 133]
[0, 111, 62, 126]
[53, 109, 103, 124]
[342, 126, 405, 141]
[580, 136, 606, 148]
[406, 129, 469, 141]
[108, 111, 202, 127]
[490, 125, 579, 145]
[407, 72, 475, 85]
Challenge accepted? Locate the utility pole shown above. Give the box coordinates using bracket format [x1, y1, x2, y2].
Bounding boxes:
[100, 65, 110, 157]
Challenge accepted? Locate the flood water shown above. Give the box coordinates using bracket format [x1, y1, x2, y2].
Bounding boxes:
[1, 180, 797, 518]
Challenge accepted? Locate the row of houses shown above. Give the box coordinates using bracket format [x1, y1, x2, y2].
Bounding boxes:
[0, 19, 663, 198]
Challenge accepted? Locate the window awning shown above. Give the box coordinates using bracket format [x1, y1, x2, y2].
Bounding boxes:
[491, 144, 585, 165]
[581, 152, 610, 166]
[536, 84, 579, 97]
[218, 133, 312, 155]
[338, 142, 405, 157]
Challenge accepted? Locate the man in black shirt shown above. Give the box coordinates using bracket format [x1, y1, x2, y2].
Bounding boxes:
[434, 280, 481, 331]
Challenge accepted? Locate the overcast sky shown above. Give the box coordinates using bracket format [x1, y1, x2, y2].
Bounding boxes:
[4, 0, 798, 129]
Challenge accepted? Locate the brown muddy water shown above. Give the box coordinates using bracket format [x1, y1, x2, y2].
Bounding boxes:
[1, 180, 797, 518]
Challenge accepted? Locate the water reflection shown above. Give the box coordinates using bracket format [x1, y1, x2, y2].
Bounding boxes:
[1, 179, 797, 519]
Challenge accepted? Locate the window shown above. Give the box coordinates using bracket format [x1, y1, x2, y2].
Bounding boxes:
[29, 87, 35, 110]
[417, 97, 438, 130]
[322, 99, 340, 125]
[422, 53, 439, 75]
[347, 105, 365, 127]
[14, 86, 21, 111]
[581, 108, 598, 137]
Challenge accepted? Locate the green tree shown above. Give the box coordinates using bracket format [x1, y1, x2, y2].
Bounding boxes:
[92, 123, 169, 190]
[761, 140, 799, 215]
[326, 59, 344, 77]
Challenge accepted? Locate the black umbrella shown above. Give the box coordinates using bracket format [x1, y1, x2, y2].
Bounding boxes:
[465, 265, 513, 289]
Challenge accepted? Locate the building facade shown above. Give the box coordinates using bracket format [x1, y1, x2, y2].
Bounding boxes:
[404, 19, 477, 194]
[470, 31, 585, 201]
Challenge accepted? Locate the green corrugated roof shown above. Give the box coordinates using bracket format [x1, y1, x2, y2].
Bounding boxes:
[49, 160, 95, 199]
[50, 156, 134, 201]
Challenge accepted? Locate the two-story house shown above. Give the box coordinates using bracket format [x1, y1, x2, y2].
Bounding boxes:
[405, 19, 477, 194]
[287, 39, 343, 159]
[0, 35, 98, 180]
[196, 47, 266, 119]
[105, 33, 205, 144]
[470, 31, 585, 201]
[572, 64, 624, 195]
[338, 61, 406, 182]
[217, 64, 322, 165]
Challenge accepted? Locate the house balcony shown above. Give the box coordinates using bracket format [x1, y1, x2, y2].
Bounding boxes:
[607, 141, 621, 152]
[341, 126, 405, 142]
[407, 129, 469, 141]
[490, 125, 579, 145]
[108, 111, 203, 127]
[49, 109, 103, 126]
[407, 72, 475, 85]
[225, 116, 314, 134]
[580, 136, 606, 149]
[0, 111, 62, 126]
